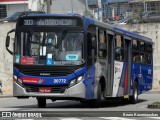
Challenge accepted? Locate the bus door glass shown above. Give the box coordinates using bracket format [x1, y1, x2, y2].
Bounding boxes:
[106, 31, 114, 96]
[112, 34, 125, 97]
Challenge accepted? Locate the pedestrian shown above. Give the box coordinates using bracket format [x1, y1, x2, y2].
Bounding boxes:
[115, 15, 119, 21]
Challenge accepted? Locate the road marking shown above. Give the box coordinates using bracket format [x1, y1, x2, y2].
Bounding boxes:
[100, 117, 136, 120]
[60, 118, 82, 120]
[148, 117, 160, 119]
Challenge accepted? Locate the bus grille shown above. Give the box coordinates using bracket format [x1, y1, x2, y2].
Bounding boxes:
[24, 85, 68, 93]
[14, 64, 84, 76]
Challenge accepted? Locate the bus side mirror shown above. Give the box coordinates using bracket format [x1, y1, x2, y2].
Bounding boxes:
[6, 36, 10, 48]
[5, 29, 15, 55]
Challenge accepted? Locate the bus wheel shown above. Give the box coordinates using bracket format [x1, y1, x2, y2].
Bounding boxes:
[130, 82, 138, 104]
[92, 82, 102, 108]
[80, 99, 86, 104]
[37, 98, 46, 108]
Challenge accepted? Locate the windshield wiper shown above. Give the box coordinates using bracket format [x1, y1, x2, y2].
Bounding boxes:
[55, 29, 67, 49]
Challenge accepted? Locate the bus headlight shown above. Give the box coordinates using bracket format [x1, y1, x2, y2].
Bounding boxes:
[13, 75, 17, 80]
[17, 78, 23, 84]
[14, 75, 23, 86]
[69, 79, 76, 87]
[77, 76, 83, 83]
[69, 75, 84, 88]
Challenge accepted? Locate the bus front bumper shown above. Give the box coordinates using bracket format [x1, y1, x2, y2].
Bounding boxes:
[13, 81, 86, 99]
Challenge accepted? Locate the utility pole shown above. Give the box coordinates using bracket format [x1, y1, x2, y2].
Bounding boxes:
[71, 0, 73, 13]
[47, 0, 51, 14]
[98, 0, 102, 22]
[85, 0, 88, 14]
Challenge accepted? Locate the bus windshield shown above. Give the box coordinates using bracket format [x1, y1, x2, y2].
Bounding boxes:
[15, 30, 84, 66]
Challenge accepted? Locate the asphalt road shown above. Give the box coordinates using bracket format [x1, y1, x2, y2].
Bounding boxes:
[0, 93, 160, 120]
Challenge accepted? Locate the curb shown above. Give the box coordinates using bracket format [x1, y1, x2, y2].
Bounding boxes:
[0, 95, 13, 98]
[145, 90, 160, 94]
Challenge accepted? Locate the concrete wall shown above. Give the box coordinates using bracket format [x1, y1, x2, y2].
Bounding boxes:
[50, 0, 86, 15]
[0, 23, 15, 96]
[0, 22, 160, 96]
[6, 4, 28, 16]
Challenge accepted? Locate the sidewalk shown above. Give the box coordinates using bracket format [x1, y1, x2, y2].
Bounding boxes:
[0, 94, 13, 98]
[145, 89, 160, 94]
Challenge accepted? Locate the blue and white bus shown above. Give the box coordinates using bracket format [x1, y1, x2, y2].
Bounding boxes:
[5, 14, 153, 108]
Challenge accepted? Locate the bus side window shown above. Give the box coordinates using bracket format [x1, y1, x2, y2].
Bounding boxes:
[146, 43, 152, 64]
[140, 53, 147, 63]
[115, 34, 124, 61]
[98, 29, 107, 58]
[132, 39, 140, 63]
[140, 42, 145, 52]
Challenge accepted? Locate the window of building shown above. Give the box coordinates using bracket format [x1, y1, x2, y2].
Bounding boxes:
[0, 5, 7, 19]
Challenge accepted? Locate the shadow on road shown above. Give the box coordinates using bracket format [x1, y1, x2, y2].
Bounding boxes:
[47, 99, 147, 108]
[5, 99, 147, 109]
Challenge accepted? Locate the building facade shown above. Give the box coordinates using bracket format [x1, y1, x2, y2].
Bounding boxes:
[102, 0, 160, 18]
[0, 0, 28, 19]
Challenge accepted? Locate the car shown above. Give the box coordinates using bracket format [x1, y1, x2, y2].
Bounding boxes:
[0, 11, 45, 23]
[114, 16, 141, 25]
[142, 11, 160, 23]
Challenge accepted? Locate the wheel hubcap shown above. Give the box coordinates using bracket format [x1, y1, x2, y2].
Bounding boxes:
[134, 88, 138, 100]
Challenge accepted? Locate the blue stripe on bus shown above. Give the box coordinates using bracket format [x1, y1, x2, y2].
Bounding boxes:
[131, 63, 153, 94]
[83, 65, 95, 99]
[14, 66, 86, 86]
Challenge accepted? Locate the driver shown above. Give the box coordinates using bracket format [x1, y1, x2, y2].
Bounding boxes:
[47, 33, 58, 60]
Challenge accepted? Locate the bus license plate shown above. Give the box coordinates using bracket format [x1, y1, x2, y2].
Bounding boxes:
[39, 88, 51, 93]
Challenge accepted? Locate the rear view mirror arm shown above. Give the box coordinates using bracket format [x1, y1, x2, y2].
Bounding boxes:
[7, 29, 15, 36]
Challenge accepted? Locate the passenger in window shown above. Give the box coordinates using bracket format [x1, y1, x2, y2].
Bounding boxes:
[140, 54, 146, 63]
[47, 33, 58, 60]
[115, 48, 122, 61]
[133, 53, 139, 62]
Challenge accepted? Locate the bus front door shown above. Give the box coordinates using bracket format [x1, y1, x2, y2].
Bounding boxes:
[112, 35, 132, 97]
[106, 33, 114, 96]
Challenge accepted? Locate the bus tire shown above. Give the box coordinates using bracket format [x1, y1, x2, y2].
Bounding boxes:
[130, 82, 138, 104]
[80, 99, 86, 104]
[37, 98, 46, 108]
[92, 82, 102, 108]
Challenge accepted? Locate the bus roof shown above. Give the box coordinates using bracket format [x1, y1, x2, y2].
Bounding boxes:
[113, 27, 152, 43]
[84, 16, 152, 43]
[27, 14, 152, 43]
[28, 13, 81, 17]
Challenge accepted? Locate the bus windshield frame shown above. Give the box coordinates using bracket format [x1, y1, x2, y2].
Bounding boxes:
[14, 16, 85, 66]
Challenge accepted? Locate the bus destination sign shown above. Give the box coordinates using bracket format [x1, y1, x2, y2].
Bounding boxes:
[23, 19, 77, 26]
